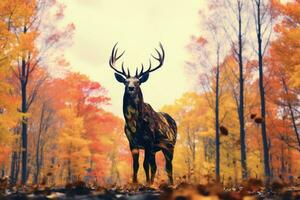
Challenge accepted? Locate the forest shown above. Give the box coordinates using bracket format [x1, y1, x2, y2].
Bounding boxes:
[0, 0, 299, 199]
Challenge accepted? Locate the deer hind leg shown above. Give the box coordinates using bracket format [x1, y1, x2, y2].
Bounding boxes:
[162, 148, 174, 185]
[149, 151, 157, 184]
[143, 150, 150, 184]
[131, 148, 139, 183]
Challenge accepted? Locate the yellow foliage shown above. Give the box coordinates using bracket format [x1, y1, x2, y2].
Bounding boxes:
[56, 108, 91, 181]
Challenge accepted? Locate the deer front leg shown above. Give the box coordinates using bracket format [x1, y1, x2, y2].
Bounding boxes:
[149, 151, 157, 184]
[143, 150, 150, 184]
[131, 148, 139, 183]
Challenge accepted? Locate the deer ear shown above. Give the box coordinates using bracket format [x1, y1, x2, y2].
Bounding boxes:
[114, 73, 125, 83]
[139, 73, 149, 84]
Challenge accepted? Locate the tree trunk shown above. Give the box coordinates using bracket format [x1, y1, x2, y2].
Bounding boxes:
[21, 57, 28, 185]
[192, 137, 196, 182]
[281, 78, 300, 149]
[280, 142, 285, 180]
[10, 151, 17, 184]
[34, 103, 45, 184]
[1, 164, 5, 177]
[15, 144, 21, 184]
[67, 159, 71, 183]
[215, 47, 220, 182]
[256, 0, 271, 182]
[237, 1, 247, 180]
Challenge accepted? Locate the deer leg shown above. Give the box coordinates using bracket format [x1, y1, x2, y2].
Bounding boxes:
[131, 148, 139, 183]
[149, 151, 157, 184]
[143, 150, 150, 184]
[163, 148, 174, 185]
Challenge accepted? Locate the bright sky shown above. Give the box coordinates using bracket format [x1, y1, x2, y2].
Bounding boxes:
[59, 0, 206, 117]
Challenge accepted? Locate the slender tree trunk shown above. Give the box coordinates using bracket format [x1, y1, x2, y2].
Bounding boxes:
[21, 57, 28, 185]
[287, 147, 292, 183]
[34, 104, 45, 184]
[215, 47, 220, 182]
[187, 126, 197, 182]
[237, 1, 247, 180]
[256, 0, 271, 181]
[27, 165, 31, 183]
[10, 154, 15, 182]
[288, 106, 300, 148]
[15, 144, 21, 184]
[280, 142, 285, 180]
[40, 142, 45, 173]
[192, 139, 196, 182]
[67, 158, 71, 183]
[10, 127, 20, 185]
[10, 151, 17, 184]
[1, 164, 4, 177]
[34, 139, 41, 184]
[281, 78, 300, 149]
[186, 157, 191, 182]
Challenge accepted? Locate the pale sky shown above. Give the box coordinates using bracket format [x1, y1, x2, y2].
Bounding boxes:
[58, 0, 205, 117]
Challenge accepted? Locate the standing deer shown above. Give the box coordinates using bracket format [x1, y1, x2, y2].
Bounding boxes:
[109, 43, 177, 184]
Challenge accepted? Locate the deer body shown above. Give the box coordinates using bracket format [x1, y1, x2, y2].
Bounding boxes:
[123, 88, 177, 151]
[109, 43, 177, 184]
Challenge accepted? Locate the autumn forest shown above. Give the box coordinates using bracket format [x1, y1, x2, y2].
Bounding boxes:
[0, 0, 300, 199]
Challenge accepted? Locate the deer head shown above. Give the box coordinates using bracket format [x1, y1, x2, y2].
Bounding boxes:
[109, 43, 165, 96]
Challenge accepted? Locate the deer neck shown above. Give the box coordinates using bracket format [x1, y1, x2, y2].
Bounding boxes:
[123, 88, 144, 133]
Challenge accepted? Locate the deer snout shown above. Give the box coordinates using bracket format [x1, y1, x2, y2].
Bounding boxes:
[128, 86, 135, 91]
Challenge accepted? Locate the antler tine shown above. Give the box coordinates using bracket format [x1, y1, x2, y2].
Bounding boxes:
[110, 43, 117, 63]
[139, 63, 144, 76]
[109, 43, 127, 76]
[135, 67, 139, 77]
[127, 68, 130, 77]
[146, 59, 152, 73]
[116, 50, 125, 60]
[148, 59, 152, 69]
[151, 48, 162, 60]
[138, 43, 164, 77]
[121, 62, 126, 75]
[138, 59, 151, 77]
[114, 48, 118, 61]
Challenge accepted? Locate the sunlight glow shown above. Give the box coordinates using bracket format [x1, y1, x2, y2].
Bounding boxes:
[60, 0, 206, 116]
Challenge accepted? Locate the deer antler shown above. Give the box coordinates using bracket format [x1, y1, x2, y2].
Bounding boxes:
[109, 43, 129, 77]
[137, 43, 165, 78]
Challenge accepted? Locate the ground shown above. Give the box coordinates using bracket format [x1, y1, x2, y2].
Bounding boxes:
[1, 179, 300, 200]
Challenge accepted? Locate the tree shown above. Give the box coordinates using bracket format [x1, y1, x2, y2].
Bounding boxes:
[28, 83, 55, 184]
[43, 72, 126, 184]
[236, 0, 248, 180]
[0, 72, 19, 177]
[252, 0, 273, 181]
[0, 0, 75, 184]
[269, 0, 300, 150]
[222, 0, 251, 180]
[162, 92, 211, 183]
[57, 108, 90, 183]
[187, 13, 227, 180]
[0, 0, 20, 179]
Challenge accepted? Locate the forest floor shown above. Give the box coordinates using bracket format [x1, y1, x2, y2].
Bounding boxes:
[1, 179, 300, 200]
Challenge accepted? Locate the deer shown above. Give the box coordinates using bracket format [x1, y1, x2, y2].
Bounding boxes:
[108, 43, 177, 185]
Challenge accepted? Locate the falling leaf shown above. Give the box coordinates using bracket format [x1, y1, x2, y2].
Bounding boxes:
[254, 117, 263, 124]
[220, 126, 229, 136]
[250, 113, 256, 119]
